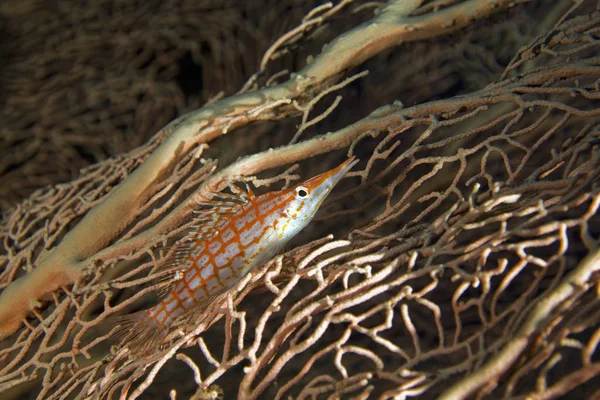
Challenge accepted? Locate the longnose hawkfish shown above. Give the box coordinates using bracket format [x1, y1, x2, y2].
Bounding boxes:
[113, 156, 358, 352]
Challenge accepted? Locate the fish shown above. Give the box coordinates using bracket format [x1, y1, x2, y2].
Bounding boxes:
[112, 156, 358, 352]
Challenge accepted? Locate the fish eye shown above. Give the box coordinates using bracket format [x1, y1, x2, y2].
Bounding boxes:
[296, 186, 309, 198]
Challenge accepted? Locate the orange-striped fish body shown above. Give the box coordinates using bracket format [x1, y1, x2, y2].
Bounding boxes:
[116, 157, 358, 350]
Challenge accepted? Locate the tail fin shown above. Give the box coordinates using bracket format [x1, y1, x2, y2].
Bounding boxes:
[107, 308, 169, 355]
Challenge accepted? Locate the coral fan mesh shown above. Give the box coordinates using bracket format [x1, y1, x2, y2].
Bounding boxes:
[1, 0, 599, 399]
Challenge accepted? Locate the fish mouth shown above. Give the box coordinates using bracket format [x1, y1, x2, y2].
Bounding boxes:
[309, 156, 359, 206]
[328, 156, 359, 186]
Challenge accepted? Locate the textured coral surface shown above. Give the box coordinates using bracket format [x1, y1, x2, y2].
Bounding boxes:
[1, 1, 599, 399]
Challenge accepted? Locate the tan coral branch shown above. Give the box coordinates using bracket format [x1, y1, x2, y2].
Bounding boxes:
[439, 214, 600, 399]
[0, 0, 528, 340]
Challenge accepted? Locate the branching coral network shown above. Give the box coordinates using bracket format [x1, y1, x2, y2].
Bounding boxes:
[1, 0, 600, 399]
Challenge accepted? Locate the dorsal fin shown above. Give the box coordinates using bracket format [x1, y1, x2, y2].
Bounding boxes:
[107, 182, 251, 353]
